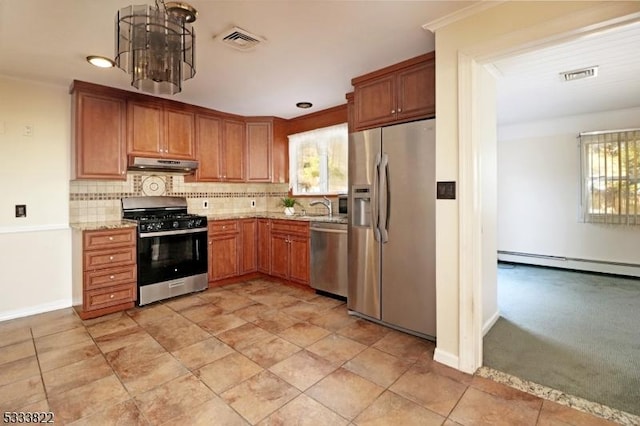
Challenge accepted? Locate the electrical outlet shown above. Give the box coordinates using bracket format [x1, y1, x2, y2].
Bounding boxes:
[251, 200, 256, 208]
[15, 205, 27, 218]
[202, 200, 209, 209]
[23, 124, 33, 137]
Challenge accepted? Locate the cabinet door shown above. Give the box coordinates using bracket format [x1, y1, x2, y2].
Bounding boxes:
[223, 119, 245, 181]
[270, 233, 289, 279]
[240, 219, 257, 274]
[246, 121, 271, 182]
[396, 60, 435, 121]
[289, 235, 310, 285]
[165, 108, 195, 159]
[195, 114, 223, 181]
[73, 92, 126, 179]
[210, 234, 239, 281]
[354, 74, 396, 130]
[128, 101, 163, 156]
[257, 219, 271, 274]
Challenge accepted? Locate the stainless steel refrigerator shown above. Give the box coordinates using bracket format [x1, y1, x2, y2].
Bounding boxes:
[347, 119, 436, 339]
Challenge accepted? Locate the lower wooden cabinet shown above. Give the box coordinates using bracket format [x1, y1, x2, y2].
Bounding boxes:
[240, 219, 257, 274]
[269, 220, 310, 285]
[257, 218, 271, 274]
[72, 227, 137, 319]
[208, 220, 240, 281]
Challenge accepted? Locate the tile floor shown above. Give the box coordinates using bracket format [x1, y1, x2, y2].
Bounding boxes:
[0, 279, 619, 425]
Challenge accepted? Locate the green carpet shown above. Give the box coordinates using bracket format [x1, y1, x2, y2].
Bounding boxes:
[484, 263, 640, 416]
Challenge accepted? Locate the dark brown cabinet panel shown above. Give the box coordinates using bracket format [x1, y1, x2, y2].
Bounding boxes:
[257, 219, 271, 274]
[240, 219, 257, 274]
[208, 220, 240, 282]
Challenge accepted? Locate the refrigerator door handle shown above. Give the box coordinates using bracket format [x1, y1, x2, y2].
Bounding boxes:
[373, 152, 381, 242]
[380, 153, 389, 243]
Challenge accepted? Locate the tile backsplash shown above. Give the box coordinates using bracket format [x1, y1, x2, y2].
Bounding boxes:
[69, 173, 334, 223]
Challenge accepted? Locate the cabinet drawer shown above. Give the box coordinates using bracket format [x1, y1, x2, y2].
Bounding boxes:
[271, 220, 309, 237]
[84, 246, 136, 270]
[84, 228, 135, 250]
[85, 284, 136, 311]
[84, 265, 136, 291]
[208, 220, 239, 235]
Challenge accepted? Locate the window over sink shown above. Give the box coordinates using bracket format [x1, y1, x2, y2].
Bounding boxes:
[288, 123, 348, 196]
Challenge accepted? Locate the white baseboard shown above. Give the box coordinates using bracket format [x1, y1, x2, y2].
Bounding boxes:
[482, 310, 500, 336]
[433, 347, 459, 369]
[498, 252, 640, 277]
[0, 299, 73, 322]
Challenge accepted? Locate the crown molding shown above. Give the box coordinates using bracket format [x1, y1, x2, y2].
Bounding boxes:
[422, 1, 506, 33]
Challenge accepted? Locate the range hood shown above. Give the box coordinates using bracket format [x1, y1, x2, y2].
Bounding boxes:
[128, 156, 198, 174]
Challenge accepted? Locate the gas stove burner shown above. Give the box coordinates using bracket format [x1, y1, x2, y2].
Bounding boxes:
[121, 196, 207, 234]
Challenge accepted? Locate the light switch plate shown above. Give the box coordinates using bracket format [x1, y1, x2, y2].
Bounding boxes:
[436, 181, 456, 200]
[15, 204, 27, 217]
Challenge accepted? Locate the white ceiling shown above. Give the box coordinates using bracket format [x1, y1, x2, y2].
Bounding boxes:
[1, 1, 638, 124]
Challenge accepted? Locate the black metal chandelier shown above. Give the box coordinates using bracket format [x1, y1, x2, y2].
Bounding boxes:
[115, 1, 197, 95]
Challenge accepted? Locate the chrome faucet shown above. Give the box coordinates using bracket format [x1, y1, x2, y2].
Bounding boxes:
[309, 196, 332, 217]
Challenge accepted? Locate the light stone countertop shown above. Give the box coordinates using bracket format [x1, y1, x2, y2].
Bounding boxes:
[69, 220, 138, 231]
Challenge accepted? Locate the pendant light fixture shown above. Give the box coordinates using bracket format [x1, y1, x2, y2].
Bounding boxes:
[115, 0, 197, 95]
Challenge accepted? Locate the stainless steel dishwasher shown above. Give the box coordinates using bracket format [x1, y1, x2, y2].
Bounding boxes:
[310, 222, 348, 298]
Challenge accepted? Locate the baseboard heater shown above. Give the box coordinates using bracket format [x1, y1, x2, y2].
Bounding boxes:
[497, 250, 640, 277]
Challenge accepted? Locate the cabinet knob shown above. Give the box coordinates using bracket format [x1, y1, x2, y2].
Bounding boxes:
[109, 275, 115, 280]
[110, 294, 115, 299]
[391, 110, 395, 114]
[222, 225, 226, 229]
[109, 236, 114, 241]
[109, 256, 114, 260]
[398, 108, 402, 112]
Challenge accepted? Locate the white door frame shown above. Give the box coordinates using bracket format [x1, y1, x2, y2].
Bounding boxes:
[456, 5, 640, 374]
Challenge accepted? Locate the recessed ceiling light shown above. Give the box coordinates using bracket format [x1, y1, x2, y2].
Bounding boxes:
[86, 55, 116, 68]
[296, 102, 313, 109]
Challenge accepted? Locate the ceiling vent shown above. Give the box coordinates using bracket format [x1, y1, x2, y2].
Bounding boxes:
[216, 26, 265, 51]
[559, 66, 599, 82]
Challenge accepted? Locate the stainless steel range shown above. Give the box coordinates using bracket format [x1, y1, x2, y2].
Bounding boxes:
[122, 196, 208, 306]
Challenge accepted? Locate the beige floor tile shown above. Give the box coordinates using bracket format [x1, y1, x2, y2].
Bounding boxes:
[253, 309, 298, 333]
[105, 337, 166, 371]
[126, 304, 176, 327]
[239, 335, 301, 368]
[197, 313, 247, 335]
[537, 400, 619, 426]
[221, 370, 300, 424]
[449, 387, 540, 426]
[278, 322, 332, 347]
[16, 398, 50, 414]
[196, 352, 263, 393]
[279, 285, 318, 301]
[213, 293, 257, 313]
[0, 325, 32, 348]
[119, 352, 189, 395]
[372, 330, 433, 361]
[35, 326, 93, 352]
[162, 294, 209, 312]
[217, 322, 275, 350]
[306, 295, 345, 311]
[247, 290, 300, 309]
[470, 375, 542, 404]
[306, 334, 367, 366]
[43, 354, 113, 396]
[67, 399, 148, 426]
[337, 319, 390, 346]
[93, 325, 155, 353]
[0, 339, 35, 366]
[86, 314, 139, 339]
[343, 347, 412, 388]
[178, 303, 224, 323]
[309, 307, 358, 332]
[269, 350, 337, 391]
[0, 355, 40, 386]
[281, 301, 326, 321]
[166, 395, 249, 426]
[354, 390, 445, 426]
[306, 368, 384, 420]
[389, 362, 467, 417]
[233, 303, 273, 322]
[29, 308, 83, 338]
[134, 373, 215, 425]
[143, 316, 210, 352]
[260, 393, 349, 426]
[0, 375, 45, 412]
[39, 340, 102, 373]
[48, 375, 129, 424]
[172, 336, 235, 371]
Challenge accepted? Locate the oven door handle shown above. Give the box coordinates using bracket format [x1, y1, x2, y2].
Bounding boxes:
[139, 227, 208, 238]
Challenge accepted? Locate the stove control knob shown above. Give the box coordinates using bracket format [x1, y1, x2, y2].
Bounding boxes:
[195, 218, 203, 227]
[187, 220, 195, 228]
[172, 221, 180, 229]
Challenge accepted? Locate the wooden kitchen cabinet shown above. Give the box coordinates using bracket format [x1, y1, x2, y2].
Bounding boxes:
[194, 114, 245, 182]
[240, 219, 257, 274]
[208, 220, 240, 282]
[127, 100, 195, 159]
[72, 227, 137, 319]
[257, 218, 271, 274]
[70, 83, 127, 180]
[245, 118, 289, 183]
[269, 220, 310, 285]
[352, 52, 435, 131]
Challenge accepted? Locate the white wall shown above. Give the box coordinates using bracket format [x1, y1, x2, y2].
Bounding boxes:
[0, 76, 72, 320]
[433, 1, 640, 370]
[497, 106, 640, 275]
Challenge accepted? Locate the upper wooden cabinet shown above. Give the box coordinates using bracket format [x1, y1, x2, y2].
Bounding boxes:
[71, 83, 127, 180]
[352, 52, 435, 131]
[127, 100, 195, 159]
[246, 120, 272, 182]
[192, 114, 245, 182]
